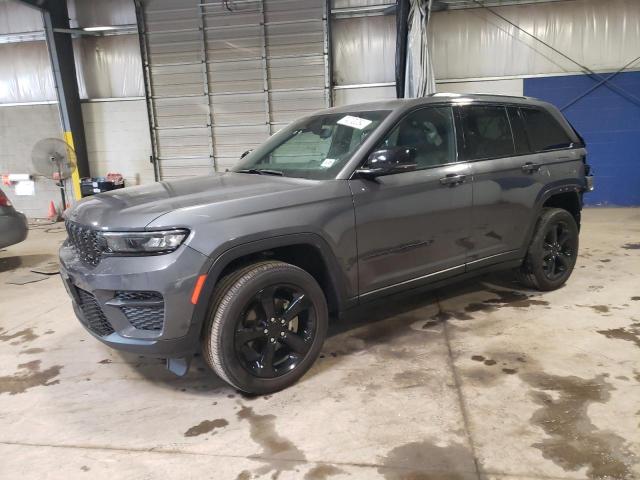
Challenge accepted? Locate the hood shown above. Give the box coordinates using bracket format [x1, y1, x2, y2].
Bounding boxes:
[66, 172, 320, 230]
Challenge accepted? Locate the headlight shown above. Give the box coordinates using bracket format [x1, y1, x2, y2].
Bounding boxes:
[100, 229, 189, 255]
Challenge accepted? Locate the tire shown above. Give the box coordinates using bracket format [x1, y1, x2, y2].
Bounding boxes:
[517, 208, 579, 291]
[202, 261, 328, 394]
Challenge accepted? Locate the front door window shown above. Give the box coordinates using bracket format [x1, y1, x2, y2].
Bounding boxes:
[378, 106, 457, 170]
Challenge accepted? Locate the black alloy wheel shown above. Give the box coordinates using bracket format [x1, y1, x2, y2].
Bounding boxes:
[234, 284, 316, 378]
[541, 219, 576, 281]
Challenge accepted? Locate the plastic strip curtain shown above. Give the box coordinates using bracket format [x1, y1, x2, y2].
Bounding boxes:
[429, 0, 640, 80]
[0, 42, 56, 103]
[404, 0, 436, 97]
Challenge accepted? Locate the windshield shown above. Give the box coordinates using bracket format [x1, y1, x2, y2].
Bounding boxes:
[231, 110, 390, 180]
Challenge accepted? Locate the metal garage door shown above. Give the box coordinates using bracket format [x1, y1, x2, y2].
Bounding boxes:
[137, 0, 330, 179]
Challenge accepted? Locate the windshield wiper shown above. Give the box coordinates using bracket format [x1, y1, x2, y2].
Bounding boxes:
[237, 168, 284, 176]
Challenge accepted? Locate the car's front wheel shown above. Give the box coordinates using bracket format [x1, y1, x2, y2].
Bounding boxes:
[517, 207, 579, 291]
[202, 261, 328, 394]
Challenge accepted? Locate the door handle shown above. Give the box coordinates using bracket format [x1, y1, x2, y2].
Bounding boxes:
[439, 174, 466, 186]
[522, 162, 542, 173]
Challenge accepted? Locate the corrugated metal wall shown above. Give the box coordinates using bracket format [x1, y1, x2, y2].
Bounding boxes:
[140, 0, 330, 178]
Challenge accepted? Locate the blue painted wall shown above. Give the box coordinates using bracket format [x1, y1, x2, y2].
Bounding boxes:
[524, 72, 640, 206]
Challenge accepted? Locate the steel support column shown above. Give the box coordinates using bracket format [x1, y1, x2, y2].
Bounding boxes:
[395, 0, 410, 98]
[19, 0, 90, 199]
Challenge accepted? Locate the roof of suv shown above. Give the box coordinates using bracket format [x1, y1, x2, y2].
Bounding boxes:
[325, 93, 550, 114]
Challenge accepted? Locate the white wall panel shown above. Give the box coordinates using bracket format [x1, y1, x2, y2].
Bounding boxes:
[0, 103, 63, 218]
[81, 100, 154, 187]
[431, 0, 640, 80]
[334, 85, 396, 106]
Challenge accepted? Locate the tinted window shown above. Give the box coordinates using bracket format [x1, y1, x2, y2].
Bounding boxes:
[520, 108, 573, 151]
[507, 107, 531, 154]
[379, 106, 456, 169]
[459, 105, 514, 159]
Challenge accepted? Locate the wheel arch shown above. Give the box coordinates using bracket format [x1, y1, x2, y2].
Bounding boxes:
[519, 183, 584, 258]
[541, 190, 582, 228]
[190, 233, 353, 338]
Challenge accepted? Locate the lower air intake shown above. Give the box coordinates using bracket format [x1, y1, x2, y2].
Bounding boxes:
[77, 288, 114, 337]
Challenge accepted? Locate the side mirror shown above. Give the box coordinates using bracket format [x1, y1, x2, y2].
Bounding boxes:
[240, 149, 253, 159]
[355, 147, 417, 178]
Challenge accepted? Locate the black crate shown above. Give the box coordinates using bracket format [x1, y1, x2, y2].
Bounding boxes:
[80, 179, 125, 198]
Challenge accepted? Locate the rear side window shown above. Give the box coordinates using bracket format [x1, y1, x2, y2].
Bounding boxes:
[520, 108, 573, 151]
[507, 107, 531, 155]
[458, 105, 514, 160]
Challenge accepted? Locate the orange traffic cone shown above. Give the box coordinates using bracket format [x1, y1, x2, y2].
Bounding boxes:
[48, 201, 58, 221]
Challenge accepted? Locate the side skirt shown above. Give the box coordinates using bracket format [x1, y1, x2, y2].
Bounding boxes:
[337, 257, 524, 318]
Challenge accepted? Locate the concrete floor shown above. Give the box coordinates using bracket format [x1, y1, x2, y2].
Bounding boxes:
[0, 208, 639, 480]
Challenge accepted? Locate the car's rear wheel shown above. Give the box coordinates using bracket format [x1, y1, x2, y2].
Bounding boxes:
[517, 207, 579, 291]
[202, 261, 328, 394]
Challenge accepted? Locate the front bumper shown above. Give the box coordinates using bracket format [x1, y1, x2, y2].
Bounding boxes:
[59, 241, 211, 357]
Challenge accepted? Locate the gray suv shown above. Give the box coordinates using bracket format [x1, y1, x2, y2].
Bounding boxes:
[60, 94, 592, 394]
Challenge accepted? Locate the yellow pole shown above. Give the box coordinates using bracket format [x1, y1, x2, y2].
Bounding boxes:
[63, 131, 82, 201]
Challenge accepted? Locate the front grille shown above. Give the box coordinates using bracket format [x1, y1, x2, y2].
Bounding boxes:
[115, 291, 164, 331]
[76, 288, 114, 337]
[65, 221, 102, 266]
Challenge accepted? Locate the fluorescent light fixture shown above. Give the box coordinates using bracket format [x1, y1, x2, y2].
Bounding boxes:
[83, 26, 117, 32]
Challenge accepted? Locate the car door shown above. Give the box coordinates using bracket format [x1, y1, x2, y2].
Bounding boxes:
[348, 105, 473, 298]
[458, 104, 543, 268]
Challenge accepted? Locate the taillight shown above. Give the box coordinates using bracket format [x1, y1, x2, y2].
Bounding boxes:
[0, 190, 11, 207]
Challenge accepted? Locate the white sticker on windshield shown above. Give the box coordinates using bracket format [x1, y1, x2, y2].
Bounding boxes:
[321, 158, 337, 168]
[337, 115, 372, 130]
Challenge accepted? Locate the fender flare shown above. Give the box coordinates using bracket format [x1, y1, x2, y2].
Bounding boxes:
[520, 182, 584, 257]
[189, 232, 353, 336]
